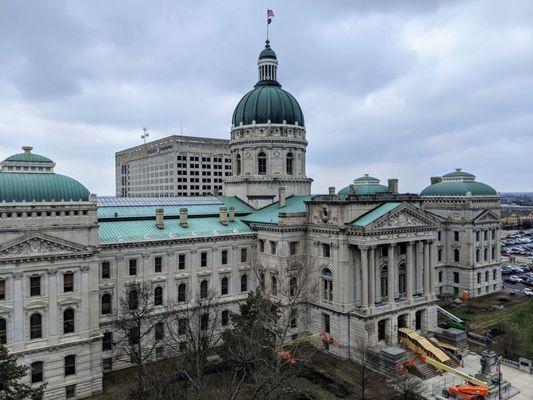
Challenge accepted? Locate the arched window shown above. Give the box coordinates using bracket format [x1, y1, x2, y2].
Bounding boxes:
[128, 289, 139, 310]
[286, 152, 293, 175]
[154, 287, 163, 306]
[63, 308, 75, 334]
[200, 280, 208, 299]
[322, 268, 333, 301]
[221, 277, 229, 295]
[101, 294, 112, 315]
[236, 154, 241, 175]
[289, 277, 297, 297]
[476, 249, 480, 262]
[258, 152, 267, 175]
[380, 266, 388, 298]
[271, 276, 278, 296]
[398, 264, 406, 295]
[30, 313, 42, 340]
[454, 249, 460, 263]
[259, 272, 265, 291]
[0, 318, 6, 344]
[240, 275, 248, 292]
[178, 283, 187, 302]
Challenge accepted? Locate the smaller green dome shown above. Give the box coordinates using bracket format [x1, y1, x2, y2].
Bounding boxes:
[259, 47, 277, 60]
[0, 173, 90, 202]
[4, 146, 53, 164]
[339, 174, 389, 196]
[421, 169, 497, 197]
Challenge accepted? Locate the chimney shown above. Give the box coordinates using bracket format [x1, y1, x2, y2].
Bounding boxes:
[228, 207, 235, 222]
[219, 207, 228, 225]
[328, 187, 336, 196]
[431, 176, 442, 185]
[179, 208, 188, 228]
[155, 208, 164, 229]
[388, 179, 399, 194]
[278, 187, 286, 208]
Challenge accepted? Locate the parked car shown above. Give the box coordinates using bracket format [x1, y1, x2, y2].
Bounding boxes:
[522, 288, 533, 296]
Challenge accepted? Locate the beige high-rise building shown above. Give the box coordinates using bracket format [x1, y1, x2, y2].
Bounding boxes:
[115, 135, 231, 197]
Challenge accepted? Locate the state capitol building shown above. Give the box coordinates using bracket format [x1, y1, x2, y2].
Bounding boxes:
[0, 39, 501, 399]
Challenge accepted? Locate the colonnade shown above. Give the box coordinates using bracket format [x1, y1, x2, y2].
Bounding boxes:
[355, 240, 436, 309]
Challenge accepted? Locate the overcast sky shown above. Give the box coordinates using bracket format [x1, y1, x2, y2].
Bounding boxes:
[1, 0, 532, 195]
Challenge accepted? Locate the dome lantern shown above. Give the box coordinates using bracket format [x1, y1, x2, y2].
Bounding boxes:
[257, 40, 278, 83]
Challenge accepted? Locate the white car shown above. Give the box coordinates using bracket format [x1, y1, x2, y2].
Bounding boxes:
[522, 288, 533, 296]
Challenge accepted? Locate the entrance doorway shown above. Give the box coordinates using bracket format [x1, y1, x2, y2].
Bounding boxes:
[397, 314, 408, 329]
[415, 310, 423, 331]
[378, 319, 387, 342]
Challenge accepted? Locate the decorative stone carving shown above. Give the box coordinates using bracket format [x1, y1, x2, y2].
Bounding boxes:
[377, 212, 426, 228]
[1, 238, 75, 257]
[47, 269, 57, 276]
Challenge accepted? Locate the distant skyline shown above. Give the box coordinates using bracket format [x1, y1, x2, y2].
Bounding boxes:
[1, 0, 532, 195]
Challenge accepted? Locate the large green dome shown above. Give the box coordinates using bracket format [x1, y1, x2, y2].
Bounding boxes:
[421, 169, 497, 197]
[338, 174, 389, 196]
[232, 83, 304, 126]
[232, 41, 304, 127]
[0, 147, 90, 202]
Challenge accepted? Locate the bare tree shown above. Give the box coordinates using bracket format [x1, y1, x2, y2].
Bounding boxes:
[165, 288, 223, 400]
[387, 370, 426, 400]
[111, 282, 168, 398]
[351, 342, 385, 400]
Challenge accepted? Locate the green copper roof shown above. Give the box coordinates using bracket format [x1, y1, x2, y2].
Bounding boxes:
[338, 174, 389, 196]
[242, 195, 311, 224]
[4, 153, 53, 163]
[0, 172, 90, 202]
[421, 169, 497, 197]
[98, 217, 253, 244]
[420, 181, 497, 197]
[232, 84, 304, 126]
[259, 47, 277, 60]
[352, 203, 402, 227]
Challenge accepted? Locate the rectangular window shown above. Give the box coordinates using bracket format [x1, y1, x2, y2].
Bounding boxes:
[129, 259, 137, 276]
[30, 276, 41, 297]
[221, 250, 228, 265]
[63, 273, 74, 292]
[65, 385, 76, 399]
[476, 231, 480, 242]
[154, 256, 162, 273]
[178, 254, 186, 270]
[454, 231, 459, 242]
[484, 230, 488, 241]
[201, 252, 207, 267]
[103, 332, 113, 351]
[438, 271, 443, 283]
[101, 261, 111, 279]
[31, 362, 43, 383]
[438, 249, 442, 262]
[64, 355, 76, 376]
[221, 310, 229, 326]
[453, 272, 460, 284]
[290, 241, 298, 256]
[438, 231, 442, 241]
[200, 313, 209, 331]
[270, 241, 277, 255]
[0, 279, 5, 300]
[240, 248, 247, 263]
[178, 318, 188, 335]
[323, 313, 330, 334]
[322, 243, 331, 258]
[156, 346, 164, 359]
[259, 240, 265, 253]
[102, 358, 112, 371]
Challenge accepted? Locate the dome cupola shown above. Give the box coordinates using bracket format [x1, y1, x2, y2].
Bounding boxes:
[338, 174, 390, 196]
[231, 40, 304, 127]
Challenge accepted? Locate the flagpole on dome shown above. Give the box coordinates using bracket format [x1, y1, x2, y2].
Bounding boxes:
[266, 9, 274, 44]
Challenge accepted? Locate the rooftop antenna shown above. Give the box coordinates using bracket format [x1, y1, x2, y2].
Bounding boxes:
[141, 127, 149, 144]
[180, 120, 183, 135]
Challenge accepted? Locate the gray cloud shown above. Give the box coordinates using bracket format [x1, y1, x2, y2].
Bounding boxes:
[0, 0, 531, 195]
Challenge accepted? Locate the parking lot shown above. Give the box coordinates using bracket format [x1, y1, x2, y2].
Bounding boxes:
[501, 230, 533, 259]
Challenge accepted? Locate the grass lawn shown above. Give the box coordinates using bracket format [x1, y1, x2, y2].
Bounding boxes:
[441, 294, 533, 359]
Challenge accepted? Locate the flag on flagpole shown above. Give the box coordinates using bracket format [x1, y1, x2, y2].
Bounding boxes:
[267, 9, 274, 25]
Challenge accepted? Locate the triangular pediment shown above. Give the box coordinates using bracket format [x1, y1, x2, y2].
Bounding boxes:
[0, 233, 90, 261]
[473, 210, 500, 224]
[367, 203, 438, 230]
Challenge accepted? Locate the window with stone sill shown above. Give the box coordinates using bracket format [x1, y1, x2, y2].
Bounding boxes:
[178, 254, 186, 270]
[0, 318, 6, 344]
[64, 355, 76, 376]
[31, 361, 43, 383]
[30, 276, 41, 297]
[240, 248, 247, 263]
[154, 256, 162, 273]
[63, 272, 74, 293]
[101, 261, 111, 279]
[0, 279, 5, 300]
[221, 250, 228, 265]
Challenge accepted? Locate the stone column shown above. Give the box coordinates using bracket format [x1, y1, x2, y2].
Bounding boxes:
[167, 252, 177, 302]
[368, 246, 376, 308]
[406, 242, 414, 301]
[423, 241, 430, 296]
[80, 266, 90, 332]
[416, 242, 423, 294]
[354, 251, 361, 304]
[387, 244, 396, 305]
[360, 246, 369, 309]
[429, 241, 437, 295]
[13, 272, 24, 343]
[47, 270, 58, 338]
